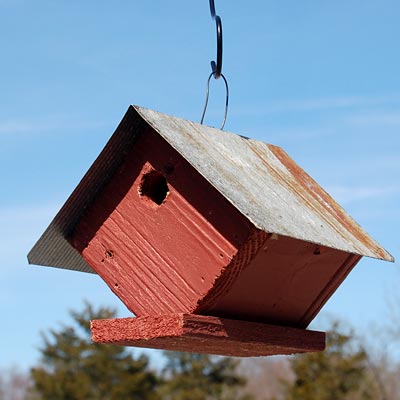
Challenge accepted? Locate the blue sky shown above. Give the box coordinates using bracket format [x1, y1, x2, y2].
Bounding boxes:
[1, 0, 399, 369]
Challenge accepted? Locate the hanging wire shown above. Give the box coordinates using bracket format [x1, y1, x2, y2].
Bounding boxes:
[200, 72, 229, 130]
[200, 0, 229, 130]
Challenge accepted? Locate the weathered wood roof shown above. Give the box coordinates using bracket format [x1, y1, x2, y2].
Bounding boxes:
[28, 105, 393, 273]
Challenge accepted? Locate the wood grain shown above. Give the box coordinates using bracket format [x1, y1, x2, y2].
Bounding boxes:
[70, 127, 363, 328]
[91, 314, 326, 357]
[70, 127, 258, 316]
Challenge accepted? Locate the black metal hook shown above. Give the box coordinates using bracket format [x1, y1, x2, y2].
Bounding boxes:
[200, 0, 229, 129]
[209, 0, 222, 79]
[209, 0, 216, 18]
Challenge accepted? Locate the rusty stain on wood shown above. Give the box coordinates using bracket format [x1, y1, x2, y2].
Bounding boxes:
[27, 105, 394, 349]
[266, 145, 390, 261]
[91, 314, 326, 357]
[64, 127, 365, 328]
[28, 105, 393, 276]
[137, 106, 393, 262]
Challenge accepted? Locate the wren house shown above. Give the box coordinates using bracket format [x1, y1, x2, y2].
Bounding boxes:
[28, 105, 393, 357]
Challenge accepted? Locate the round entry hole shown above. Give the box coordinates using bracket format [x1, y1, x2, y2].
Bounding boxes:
[139, 170, 169, 205]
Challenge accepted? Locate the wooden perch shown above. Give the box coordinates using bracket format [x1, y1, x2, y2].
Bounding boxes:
[91, 314, 325, 357]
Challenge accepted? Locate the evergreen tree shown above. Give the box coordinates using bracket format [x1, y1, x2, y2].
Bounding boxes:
[30, 302, 159, 400]
[283, 322, 378, 400]
[160, 351, 252, 400]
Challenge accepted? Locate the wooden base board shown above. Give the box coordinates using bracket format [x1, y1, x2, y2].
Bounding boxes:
[91, 314, 325, 357]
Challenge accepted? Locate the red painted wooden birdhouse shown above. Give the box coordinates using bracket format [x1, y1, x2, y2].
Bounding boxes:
[28, 105, 393, 357]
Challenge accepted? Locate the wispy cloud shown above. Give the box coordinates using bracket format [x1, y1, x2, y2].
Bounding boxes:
[0, 121, 42, 135]
[0, 203, 60, 268]
[0, 116, 106, 136]
[265, 95, 392, 114]
[347, 111, 400, 127]
[232, 93, 400, 117]
[327, 185, 399, 205]
[0, 203, 59, 224]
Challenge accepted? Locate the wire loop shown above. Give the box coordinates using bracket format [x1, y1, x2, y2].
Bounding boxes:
[200, 72, 229, 130]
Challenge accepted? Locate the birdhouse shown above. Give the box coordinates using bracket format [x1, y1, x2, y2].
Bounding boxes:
[28, 105, 393, 357]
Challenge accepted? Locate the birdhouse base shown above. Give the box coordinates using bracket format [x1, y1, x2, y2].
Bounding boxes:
[91, 314, 325, 357]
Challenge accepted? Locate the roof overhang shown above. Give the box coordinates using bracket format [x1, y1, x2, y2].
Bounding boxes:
[28, 105, 394, 273]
